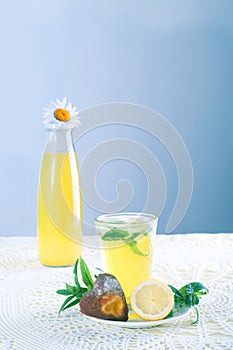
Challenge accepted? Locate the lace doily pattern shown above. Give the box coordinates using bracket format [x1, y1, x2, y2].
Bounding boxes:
[0, 234, 232, 350]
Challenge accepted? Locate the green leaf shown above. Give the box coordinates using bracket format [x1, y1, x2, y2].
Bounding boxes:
[65, 283, 78, 294]
[101, 229, 149, 256]
[180, 282, 208, 307]
[176, 282, 209, 324]
[73, 258, 81, 288]
[166, 282, 209, 324]
[74, 275, 80, 288]
[56, 289, 73, 296]
[79, 256, 94, 290]
[165, 302, 190, 319]
[128, 241, 148, 256]
[168, 285, 184, 302]
[61, 297, 82, 313]
[124, 232, 142, 244]
[73, 258, 79, 275]
[58, 295, 76, 316]
[101, 228, 129, 241]
[57, 257, 96, 315]
[124, 232, 148, 245]
[75, 287, 88, 296]
[184, 294, 194, 307]
[180, 282, 208, 297]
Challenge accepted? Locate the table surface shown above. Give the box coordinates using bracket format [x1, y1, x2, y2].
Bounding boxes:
[0, 234, 233, 350]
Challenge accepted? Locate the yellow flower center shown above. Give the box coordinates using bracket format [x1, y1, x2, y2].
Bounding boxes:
[54, 108, 70, 122]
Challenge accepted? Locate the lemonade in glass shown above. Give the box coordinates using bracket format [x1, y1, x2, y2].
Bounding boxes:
[95, 213, 158, 300]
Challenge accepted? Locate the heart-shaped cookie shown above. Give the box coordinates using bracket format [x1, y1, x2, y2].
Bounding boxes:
[79, 273, 128, 321]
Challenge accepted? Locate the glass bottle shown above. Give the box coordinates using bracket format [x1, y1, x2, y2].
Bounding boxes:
[37, 123, 82, 266]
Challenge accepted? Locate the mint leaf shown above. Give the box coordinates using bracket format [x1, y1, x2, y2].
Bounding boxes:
[101, 228, 130, 241]
[73, 258, 81, 288]
[60, 297, 82, 313]
[65, 283, 78, 294]
[56, 289, 73, 296]
[168, 282, 209, 324]
[179, 282, 208, 307]
[56, 257, 95, 315]
[79, 257, 94, 290]
[181, 282, 208, 297]
[166, 302, 190, 319]
[73, 258, 78, 275]
[168, 285, 184, 302]
[128, 241, 148, 256]
[101, 229, 149, 257]
[58, 295, 76, 316]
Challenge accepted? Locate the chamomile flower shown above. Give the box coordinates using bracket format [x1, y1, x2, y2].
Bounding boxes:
[43, 97, 81, 128]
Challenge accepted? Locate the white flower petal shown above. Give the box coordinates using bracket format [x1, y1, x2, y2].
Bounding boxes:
[67, 102, 72, 111]
[51, 101, 58, 108]
[61, 97, 67, 107]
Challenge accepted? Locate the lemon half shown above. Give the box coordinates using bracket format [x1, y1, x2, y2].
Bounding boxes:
[130, 279, 174, 321]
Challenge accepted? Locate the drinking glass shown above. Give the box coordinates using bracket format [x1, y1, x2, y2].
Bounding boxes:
[95, 212, 158, 300]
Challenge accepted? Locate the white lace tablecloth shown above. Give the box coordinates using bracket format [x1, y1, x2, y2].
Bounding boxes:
[0, 234, 233, 350]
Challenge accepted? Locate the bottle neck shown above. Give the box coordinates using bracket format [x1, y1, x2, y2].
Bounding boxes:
[44, 128, 74, 153]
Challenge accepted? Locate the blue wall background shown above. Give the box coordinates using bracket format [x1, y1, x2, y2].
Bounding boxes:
[0, 0, 232, 236]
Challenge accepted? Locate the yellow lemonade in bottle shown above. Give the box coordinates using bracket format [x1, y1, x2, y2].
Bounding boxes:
[38, 151, 82, 266]
[95, 213, 158, 300]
